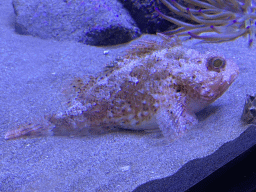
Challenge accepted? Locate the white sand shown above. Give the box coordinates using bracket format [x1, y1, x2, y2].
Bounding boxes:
[1, 1, 255, 191]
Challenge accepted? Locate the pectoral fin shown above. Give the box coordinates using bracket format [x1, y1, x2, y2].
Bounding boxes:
[156, 105, 198, 141]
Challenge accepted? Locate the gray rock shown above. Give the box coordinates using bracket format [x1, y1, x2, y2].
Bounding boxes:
[241, 94, 256, 125]
[12, 0, 141, 45]
[118, 0, 171, 34]
[119, 0, 190, 34]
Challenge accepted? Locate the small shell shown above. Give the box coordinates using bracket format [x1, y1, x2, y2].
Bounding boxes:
[103, 50, 109, 55]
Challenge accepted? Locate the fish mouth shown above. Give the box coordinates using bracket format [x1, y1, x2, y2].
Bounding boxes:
[199, 69, 239, 102]
[212, 70, 239, 100]
[220, 70, 239, 93]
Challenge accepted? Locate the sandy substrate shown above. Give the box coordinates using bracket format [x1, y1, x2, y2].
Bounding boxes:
[1, 1, 255, 191]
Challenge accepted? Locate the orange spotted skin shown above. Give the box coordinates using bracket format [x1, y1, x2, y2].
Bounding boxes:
[5, 39, 239, 141]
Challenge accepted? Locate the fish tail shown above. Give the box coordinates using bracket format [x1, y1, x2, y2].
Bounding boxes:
[4, 118, 54, 140]
[5, 114, 115, 140]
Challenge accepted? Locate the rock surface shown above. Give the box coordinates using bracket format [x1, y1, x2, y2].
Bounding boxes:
[12, 0, 141, 45]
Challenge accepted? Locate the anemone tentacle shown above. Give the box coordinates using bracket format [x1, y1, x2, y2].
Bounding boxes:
[157, 0, 256, 46]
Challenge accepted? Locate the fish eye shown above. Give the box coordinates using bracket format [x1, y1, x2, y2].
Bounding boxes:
[207, 57, 226, 72]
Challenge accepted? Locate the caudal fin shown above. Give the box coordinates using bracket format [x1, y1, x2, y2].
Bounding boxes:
[5, 118, 54, 140]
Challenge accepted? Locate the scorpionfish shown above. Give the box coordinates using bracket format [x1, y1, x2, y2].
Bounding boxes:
[5, 37, 239, 141]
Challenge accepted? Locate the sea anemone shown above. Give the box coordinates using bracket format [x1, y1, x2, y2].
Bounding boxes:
[156, 0, 256, 46]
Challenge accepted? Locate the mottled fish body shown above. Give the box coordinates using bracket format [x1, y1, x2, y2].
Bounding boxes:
[5, 38, 239, 141]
